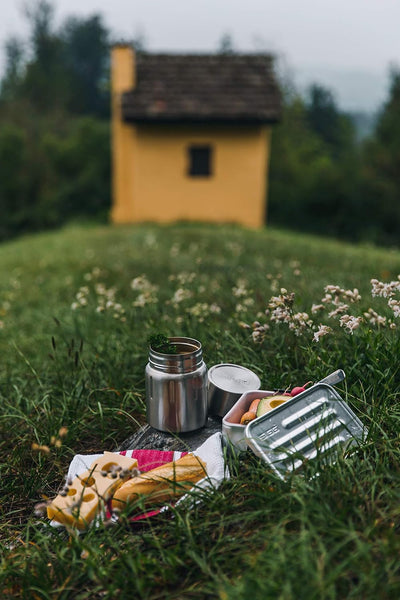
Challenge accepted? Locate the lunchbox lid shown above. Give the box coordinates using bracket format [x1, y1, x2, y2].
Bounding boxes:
[245, 383, 366, 480]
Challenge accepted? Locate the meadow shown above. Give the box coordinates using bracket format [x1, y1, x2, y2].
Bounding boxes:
[0, 222, 399, 599]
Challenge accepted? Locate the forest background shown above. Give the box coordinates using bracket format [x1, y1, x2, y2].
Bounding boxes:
[1, 1, 400, 247]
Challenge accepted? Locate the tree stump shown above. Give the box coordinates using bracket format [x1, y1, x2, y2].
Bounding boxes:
[117, 416, 222, 452]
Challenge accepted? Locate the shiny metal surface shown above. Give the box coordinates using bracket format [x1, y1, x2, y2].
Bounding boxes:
[208, 363, 261, 417]
[245, 383, 366, 479]
[145, 337, 208, 433]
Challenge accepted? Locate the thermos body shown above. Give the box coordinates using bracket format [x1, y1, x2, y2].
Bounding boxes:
[145, 337, 208, 433]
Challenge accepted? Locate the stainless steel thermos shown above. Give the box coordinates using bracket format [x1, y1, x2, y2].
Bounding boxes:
[145, 337, 208, 432]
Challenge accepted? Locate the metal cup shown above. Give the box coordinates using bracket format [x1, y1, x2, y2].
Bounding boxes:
[145, 337, 208, 433]
[208, 363, 261, 417]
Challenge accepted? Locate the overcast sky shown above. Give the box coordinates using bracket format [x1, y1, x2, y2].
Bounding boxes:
[1, 0, 400, 111]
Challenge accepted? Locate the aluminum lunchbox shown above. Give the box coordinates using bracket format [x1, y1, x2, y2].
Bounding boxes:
[223, 383, 367, 478]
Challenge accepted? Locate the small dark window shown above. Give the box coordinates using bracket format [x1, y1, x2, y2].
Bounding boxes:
[188, 145, 212, 177]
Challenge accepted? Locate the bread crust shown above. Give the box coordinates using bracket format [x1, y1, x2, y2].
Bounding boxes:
[112, 453, 207, 509]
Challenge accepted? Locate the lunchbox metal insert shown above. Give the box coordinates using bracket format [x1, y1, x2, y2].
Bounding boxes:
[245, 383, 366, 479]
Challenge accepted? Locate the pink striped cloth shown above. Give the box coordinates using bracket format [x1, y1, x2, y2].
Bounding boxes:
[110, 448, 188, 521]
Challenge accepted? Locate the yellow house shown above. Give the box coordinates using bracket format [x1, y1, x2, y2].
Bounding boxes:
[111, 45, 281, 228]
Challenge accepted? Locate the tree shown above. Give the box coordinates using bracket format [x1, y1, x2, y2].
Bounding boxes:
[361, 67, 400, 242]
[1, 1, 110, 117]
[21, 0, 70, 111]
[305, 84, 356, 158]
[0, 37, 25, 102]
[218, 33, 235, 55]
[268, 90, 363, 241]
[60, 14, 110, 116]
[0, 1, 112, 240]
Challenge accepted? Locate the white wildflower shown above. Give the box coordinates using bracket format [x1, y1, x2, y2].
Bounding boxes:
[270, 306, 292, 324]
[388, 298, 400, 318]
[324, 285, 344, 296]
[270, 279, 280, 292]
[95, 283, 107, 296]
[209, 303, 221, 314]
[371, 278, 400, 298]
[363, 308, 387, 326]
[288, 312, 313, 335]
[321, 293, 333, 304]
[328, 304, 349, 319]
[175, 272, 196, 286]
[232, 279, 249, 298]
[250, 322, 269, 343]
[311, 304, 324, 314]
[243, 297, 255, 307]
[313, 325, 332, 342]
[339, 315, 363, 333]
[344, 288, 361, 303]
[171, 288, 193, 304]
[131, 275, 158, 293]
[144, 233, 157, 248]
[252, 330, 263, 343]
[186, 302, 213, 322]
[269, 289, 295, 313]
[133, 292, 157, 307]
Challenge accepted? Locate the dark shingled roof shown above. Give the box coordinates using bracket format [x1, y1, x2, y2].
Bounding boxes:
[121, 53, 282, 124]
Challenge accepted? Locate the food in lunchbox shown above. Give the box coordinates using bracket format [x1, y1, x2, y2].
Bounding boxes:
[256, 395, 289, 417]
[239, 398, 261, 424]
[47, 452, 139, 529]
[290, 381, 312, 397]
[238, 382, 312, 426]
[112, 453, 207, 510]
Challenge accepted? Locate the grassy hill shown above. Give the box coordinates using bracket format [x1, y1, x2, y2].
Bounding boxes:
[1, 223, 400, 598]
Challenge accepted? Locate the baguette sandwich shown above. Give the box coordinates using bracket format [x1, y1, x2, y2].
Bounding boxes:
[112, 453, 207, 510]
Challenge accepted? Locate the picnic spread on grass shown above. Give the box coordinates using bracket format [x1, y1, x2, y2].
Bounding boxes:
[45, 335, 367, 530]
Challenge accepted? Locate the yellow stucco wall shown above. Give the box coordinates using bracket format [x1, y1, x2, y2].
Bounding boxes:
[111, 46, 273, 228]
[131, 124, 271, 227]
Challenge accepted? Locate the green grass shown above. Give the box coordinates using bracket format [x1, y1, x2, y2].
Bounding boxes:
[0, 222, 400, 599]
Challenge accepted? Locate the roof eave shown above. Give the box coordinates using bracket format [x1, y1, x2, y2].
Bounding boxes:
[121, 114, 281, 125]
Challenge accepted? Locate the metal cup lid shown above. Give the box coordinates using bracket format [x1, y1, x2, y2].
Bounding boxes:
[208, 363, 261, 393]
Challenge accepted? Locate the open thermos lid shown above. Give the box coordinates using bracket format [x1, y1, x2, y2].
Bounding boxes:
[208, 363, 261, 417]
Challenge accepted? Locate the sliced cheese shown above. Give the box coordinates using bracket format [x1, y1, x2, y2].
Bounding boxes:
[47, 451, 138, 529]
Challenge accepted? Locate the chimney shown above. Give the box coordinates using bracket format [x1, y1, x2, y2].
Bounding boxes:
[111, 44, 136, 94]
[110, 44, 136, 224]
